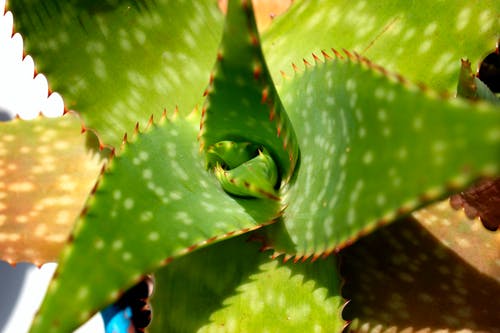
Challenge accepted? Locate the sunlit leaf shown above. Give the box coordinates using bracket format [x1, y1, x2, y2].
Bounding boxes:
[263, 53, 499, 258]
[263, 0, 499, 92]
[413, 200, 500, 277]
[29, 112, 281, 333]
[0, 113, 107, 265]
[8, 0, 224, 147]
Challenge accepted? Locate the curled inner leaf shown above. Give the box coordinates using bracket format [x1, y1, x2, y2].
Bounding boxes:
[207, 141, 279, 200]
[206, 141, 260, 169]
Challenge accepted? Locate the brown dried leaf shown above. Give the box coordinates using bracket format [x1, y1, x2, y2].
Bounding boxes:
[450, 178, 500, 231]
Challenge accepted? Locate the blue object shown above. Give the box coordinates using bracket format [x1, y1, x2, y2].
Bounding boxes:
[101, 305, 134, 333]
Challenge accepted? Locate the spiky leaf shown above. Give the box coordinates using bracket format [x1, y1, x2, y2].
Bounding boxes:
[29, 113, 281, 333]
[263, 0, 500, 92]
[200, 0, 298, 182]
[341, 201, 500, 332]
[0, 113, 107, 265]
[8, 0, 224, 147]
[263, 53, 499, 258]
[150, 231, 344, 333]
[214, 148, 279, 200]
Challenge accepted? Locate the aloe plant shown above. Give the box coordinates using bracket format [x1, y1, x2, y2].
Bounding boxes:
[1, 0, 499, 332]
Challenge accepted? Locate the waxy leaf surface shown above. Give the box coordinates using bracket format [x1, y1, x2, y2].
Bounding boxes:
[4, 0, 498, 332]
[8, 0, 224, 147]
[263, 0, 500, 92]
[265, 54, 499, 258]
[200, 0, 298, 182]
[30, 114, 280, 333]
[150, 231, 344, 333]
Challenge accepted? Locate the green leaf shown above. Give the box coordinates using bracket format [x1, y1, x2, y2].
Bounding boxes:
[200, 0, 298, 182]
[0, 113, 107, 265]
[29, 113, 281, 333]
[263, 53, 499, 258]
[206, 141, 260, 169]
[150, 231, 344, 333]
[214, 148, 280, 200]
[9, 0, 224, 147]
[262, 0, 500, 92]
[341, 201, 500, 332]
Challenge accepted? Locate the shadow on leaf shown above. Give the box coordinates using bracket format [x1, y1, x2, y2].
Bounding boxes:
[150, 231, 343, 332]
[341, 213, 500, 332]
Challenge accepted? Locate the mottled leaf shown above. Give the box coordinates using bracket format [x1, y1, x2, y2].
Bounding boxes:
[413, 200, 500, 278]
[341, 201, 500, 332]
[8, 0, 224, 147]
[263, 52, 499, 258]
[29, 113, 280, 333]
[150, 231, 344, 333]
[262, 0, 499, 92]
[200, 0, 298, 182]
[0, 113, 107, 265]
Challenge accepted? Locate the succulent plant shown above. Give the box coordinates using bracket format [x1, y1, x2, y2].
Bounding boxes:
[1, 0, 499, 332]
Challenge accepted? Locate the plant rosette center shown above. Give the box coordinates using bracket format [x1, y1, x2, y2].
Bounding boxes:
[206, 141, 280, 200]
